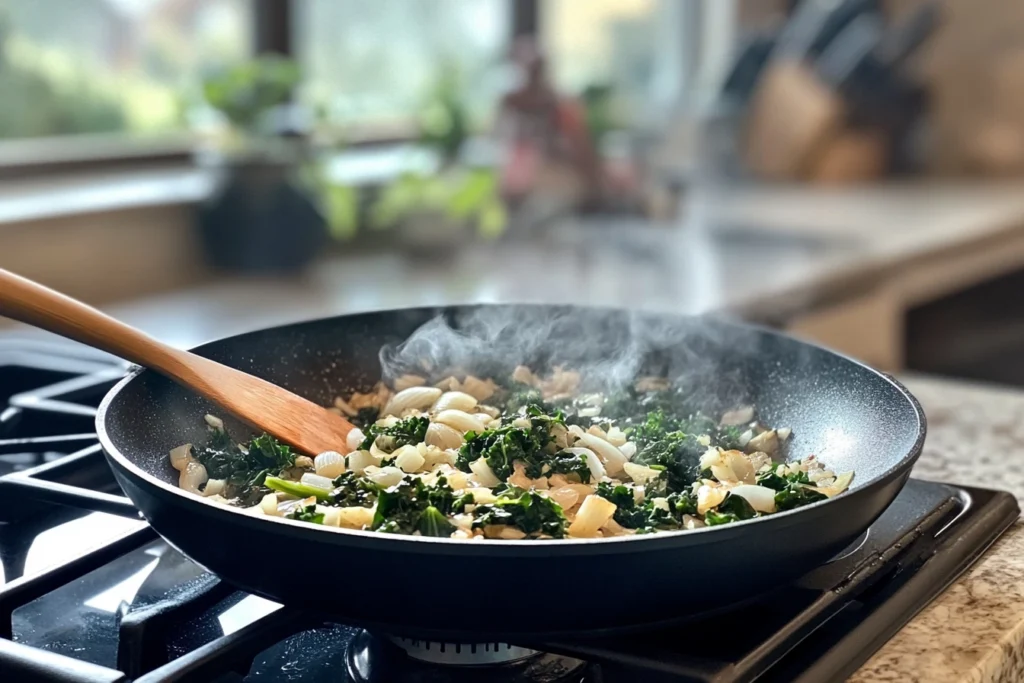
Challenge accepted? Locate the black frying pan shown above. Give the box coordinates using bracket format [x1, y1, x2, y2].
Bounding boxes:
[95, 305, 925, 640]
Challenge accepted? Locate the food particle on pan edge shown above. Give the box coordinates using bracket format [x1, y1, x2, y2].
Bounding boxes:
[169, 367, 852, 540]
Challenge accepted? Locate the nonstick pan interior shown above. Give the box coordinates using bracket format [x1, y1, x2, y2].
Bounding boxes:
[97, 305, 925, 638]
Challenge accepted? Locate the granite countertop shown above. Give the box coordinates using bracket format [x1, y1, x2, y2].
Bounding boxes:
[852, 375, 1024, 683]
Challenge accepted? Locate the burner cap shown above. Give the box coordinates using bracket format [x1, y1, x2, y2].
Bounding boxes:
[389, 636, 538, 666]
[346, 631, 589, 683]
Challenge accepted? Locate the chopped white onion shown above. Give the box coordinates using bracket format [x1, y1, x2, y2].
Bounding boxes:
[260, 492, 280, 516]
[315, 451, 347, 479]
[320, 507, 342, 527]
[499, 527, 527, 540]
[300, 472, 335, 491]
[699, 447, 723, 471]
[469, 458, 501, 487]
[746, 429, 779, 455]
[393, 374, 426, 391]
[623, 461, 661, 485]
[432, 391, 478, 413]
[334, 396, 357, 417]
[393, 445, 426, 473]
[203, 479, 226, 497]
[364, 466, 404, 488]
[347, 449, 379, 475]
[619, 441, 637, 460]
[547, 486, 580, 509]
[345, 428, 366, 452]
[435, 410, 488, 434]
[204, 414, 225, 430]
[728, 484, 778, 513]
[574, 433, 626, 477]
[169, 444, 193, 472]
[425, 422, 465, 450]
[468, 487, 499, 504]
[369, 440, 390, 461]
[382, 387, 442, 416]
[338, 506, 375, 529]
[179, 461, 208, 494]
[697, 484, 727, 515]
[568, 495, 617, 537]
[816, 471, 854, 498]
[777, 427, 792, 442]
[564, 447, 605, 483]
[461, 376, 497, 401]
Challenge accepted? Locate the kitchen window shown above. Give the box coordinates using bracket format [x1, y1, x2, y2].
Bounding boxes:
[541, 0, 737, 129]
[295, 0, 510, 131]
[0, 0, 251, 141]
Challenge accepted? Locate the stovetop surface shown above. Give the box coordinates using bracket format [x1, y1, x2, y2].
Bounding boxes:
[0, 339, 1018, 683]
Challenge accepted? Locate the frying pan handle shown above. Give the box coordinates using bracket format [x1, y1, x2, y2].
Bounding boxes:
[0, 268, 179, 372]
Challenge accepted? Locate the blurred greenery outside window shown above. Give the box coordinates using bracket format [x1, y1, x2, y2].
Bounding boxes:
[0, 0, 674, 150]
[296, 0, 509, 134]
[0, 0, 251, 141]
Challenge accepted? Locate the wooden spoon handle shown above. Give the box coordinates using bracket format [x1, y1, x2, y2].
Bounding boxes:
[0, 269, 181, 373]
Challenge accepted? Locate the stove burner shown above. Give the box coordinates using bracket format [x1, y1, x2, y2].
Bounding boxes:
[347, 631, 588, 682]
[390, 636, 539, 665]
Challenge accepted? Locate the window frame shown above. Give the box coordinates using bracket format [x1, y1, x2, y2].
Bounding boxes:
[0, 0, 528, 179]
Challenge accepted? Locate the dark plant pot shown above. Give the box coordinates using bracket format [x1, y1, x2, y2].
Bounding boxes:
[393, 211, 471, 261]
[197, 158, 327, 274]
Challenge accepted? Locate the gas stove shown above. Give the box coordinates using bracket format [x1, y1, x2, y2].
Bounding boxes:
[0, 339, 1017, 683]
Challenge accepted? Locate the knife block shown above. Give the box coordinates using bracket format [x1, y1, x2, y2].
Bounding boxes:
[743, 60, 846, 180]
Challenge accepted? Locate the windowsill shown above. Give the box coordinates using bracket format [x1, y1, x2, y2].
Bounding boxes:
[0, 132, 197, 179]
[0, 134, 500, 226]
[0, 165, 214, 226]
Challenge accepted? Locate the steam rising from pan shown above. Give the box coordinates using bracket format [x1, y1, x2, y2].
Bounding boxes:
[378, 305, 764, 408]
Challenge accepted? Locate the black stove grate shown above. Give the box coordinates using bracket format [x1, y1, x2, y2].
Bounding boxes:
[0, 340, 1018, 683]
[0, 340, 135, 522]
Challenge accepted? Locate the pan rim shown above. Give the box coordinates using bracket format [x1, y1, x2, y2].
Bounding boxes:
[95, 304, 927, 552]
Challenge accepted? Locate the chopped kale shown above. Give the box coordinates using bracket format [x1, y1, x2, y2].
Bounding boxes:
[544, 452, 592, 483]
[209, 425, 233, 450]
[418, 506, 456, 537]
[628, 410, 706, 493]
[704, 493, 757, 526]
[359, 415, 429, 452]
[471, 488, 567, 538]
[456, 405, 561, 481]
[502, 383, 545, 413]
[754, 469, 789, 491]
[330, 471, 379, 507]
[191, 433, 296, 505]
[354, 406, 380, 428]
[595, 482, 646, 528]
[596, 482, 698, 531]
[755, 468, 826, 511]
[371, 476, 471, 535]
[287, 504, 324, 524]
[774, 483, 827, 511]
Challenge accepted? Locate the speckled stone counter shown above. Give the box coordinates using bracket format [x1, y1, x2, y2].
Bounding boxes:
[852, 375, 1024, 683]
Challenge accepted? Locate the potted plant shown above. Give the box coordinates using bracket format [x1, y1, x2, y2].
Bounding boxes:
[196, 56, 328, 274]
[365, 64, 508, 254]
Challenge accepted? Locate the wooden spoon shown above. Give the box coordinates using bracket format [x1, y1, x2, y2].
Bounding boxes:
[0, 269, 354, 455]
